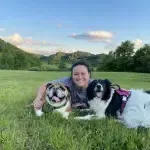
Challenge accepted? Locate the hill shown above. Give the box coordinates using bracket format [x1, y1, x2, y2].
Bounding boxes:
[0, 38, 104, 71]
[0, 38, 150, 73]
[0, 38, 41, 70]
[40, 51, 106, 70]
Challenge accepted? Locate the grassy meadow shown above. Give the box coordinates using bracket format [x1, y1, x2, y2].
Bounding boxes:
[0, 70, 150, 150]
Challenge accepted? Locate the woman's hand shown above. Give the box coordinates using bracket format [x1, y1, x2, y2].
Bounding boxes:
[33, 84, 46, 109]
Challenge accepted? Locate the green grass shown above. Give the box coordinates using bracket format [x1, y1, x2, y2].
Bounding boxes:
[0, 70, 150, 150]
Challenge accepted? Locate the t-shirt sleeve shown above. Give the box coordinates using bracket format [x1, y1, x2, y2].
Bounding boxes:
[45, 77, 71, 85]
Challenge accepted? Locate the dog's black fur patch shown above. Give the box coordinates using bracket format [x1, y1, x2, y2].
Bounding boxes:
[87, 80, 98, 100]
[105, 92, 122, 118]
[100, 79, 112, 100]
[145, 90, 150, 94]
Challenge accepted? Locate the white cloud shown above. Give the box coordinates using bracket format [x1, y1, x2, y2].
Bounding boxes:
[1, 33, 67, 55]
[0, 28, 5, 31]
[69, 31, 113, 43]
[1, 32, 114, 56]
[3, 33, 24, 45]
[2, 33, 62, 46]
[134, 39, 143, 49]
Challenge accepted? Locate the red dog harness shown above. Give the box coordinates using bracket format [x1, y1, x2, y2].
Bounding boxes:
[115, 88, 131, 115]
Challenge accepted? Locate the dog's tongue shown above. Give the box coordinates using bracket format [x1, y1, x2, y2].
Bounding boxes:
[52, 96, 60, 102]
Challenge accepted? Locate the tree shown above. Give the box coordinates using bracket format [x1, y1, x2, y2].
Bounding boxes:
[115, 40, 134, 58]
[133, 44, 150, 73]
[97, 53, 115, 71]
[58, 61, 67, 71]
[0, 48, 15, 69]
[0, 38, 41, 70]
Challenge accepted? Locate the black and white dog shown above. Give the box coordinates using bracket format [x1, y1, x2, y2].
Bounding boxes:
[35, 83, 72, 119]
[75, 79, 150, 128]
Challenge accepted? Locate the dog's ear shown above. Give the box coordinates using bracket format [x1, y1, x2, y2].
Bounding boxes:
[65, 85, 71, 93]
[46, 83, 52, 89]
[87, 80, 97, 100]
[104, 79, 112, 86]
[101, 79, 112, 100]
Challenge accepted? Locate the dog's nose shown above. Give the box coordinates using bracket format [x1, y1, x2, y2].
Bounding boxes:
[97, 85, 101, 89]
[53, 91, 57, 96]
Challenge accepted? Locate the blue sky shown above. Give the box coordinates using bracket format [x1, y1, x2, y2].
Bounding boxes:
[0, 0, 150, 55]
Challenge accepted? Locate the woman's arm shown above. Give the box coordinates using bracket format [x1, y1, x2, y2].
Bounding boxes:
[33, 84, 46, 109]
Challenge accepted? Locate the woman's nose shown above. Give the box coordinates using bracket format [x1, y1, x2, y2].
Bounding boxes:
[77, 74, 82, 79]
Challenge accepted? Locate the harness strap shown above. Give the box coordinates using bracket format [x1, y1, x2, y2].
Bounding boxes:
[115, 88, 131, 115]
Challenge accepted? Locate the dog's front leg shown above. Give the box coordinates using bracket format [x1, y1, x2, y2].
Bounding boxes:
[62, 112, 70, 119]
[53, 109, 70, 119]
[74, 114, 97, 120]
[35, 109, 44, 116]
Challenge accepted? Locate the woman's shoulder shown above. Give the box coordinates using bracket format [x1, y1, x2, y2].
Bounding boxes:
[47, 76, 72, 85]
[89, 78, 94, 83]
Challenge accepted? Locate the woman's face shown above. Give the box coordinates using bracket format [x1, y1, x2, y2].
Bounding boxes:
[72, 65, 90, 88]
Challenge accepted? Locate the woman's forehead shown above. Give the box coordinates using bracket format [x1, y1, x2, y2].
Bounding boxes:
[73, 65, 88, 72]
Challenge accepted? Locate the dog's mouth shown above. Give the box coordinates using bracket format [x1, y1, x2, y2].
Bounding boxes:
[94, 85, 104, 98]
[95, 89, 102, 92]
[46, 95, 68, 107]
[51, 95, 65, 102]
[95, 91, 103, 98]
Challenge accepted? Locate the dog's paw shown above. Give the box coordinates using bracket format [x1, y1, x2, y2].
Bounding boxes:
[62, 113, 69, 119]
[35, 109, 44, 116]
[74, 115, 95, 120]
[74, 116, 84, 120]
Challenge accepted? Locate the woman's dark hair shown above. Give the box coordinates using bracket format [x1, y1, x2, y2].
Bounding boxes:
[70, 61, 91, 77]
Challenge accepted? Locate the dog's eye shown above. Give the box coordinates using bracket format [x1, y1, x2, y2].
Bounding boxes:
[59, 86, 65, 91]
[56, 89, 65, 98]
[48, 88, 54, 98]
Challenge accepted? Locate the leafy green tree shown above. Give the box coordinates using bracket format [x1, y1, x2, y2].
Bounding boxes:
[0, 48, 15, 69]
[133, 44, 150, 73]
[115, 40, 134, 58]
[0, 38, 41, 70]
[58, 61, 67, 70]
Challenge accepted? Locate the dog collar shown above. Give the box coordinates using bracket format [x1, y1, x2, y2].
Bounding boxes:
[42, 99, 68, 112]
[53, 100, 68, 109]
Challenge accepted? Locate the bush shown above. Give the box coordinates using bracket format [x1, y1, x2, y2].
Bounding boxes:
[28, 67, 41, 71]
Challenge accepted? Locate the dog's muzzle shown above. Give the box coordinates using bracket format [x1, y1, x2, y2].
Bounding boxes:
[45, 84, 70, 108]
[94, 85, 104, 98]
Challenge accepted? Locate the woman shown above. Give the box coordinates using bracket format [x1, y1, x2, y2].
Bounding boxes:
[33, 61, 93, 111]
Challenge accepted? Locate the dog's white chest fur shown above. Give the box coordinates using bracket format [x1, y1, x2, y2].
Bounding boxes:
[89, 89, 114, 118]
[54, 100, 71, 119]
[89, 98, 110, 118]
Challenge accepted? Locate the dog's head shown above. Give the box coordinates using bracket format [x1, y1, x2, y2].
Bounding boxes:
[45, 83, 70, 108]
[87, 79, 112, 101]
